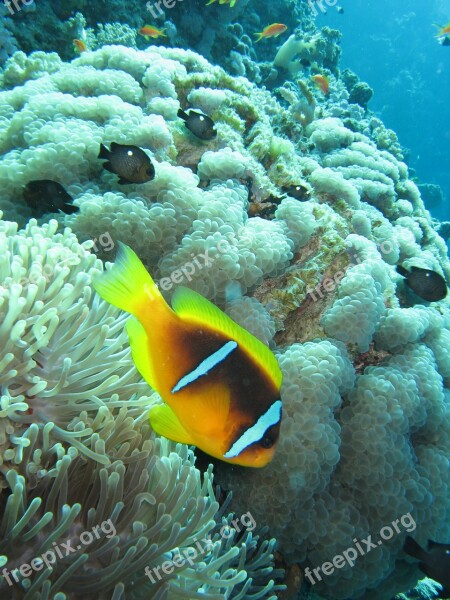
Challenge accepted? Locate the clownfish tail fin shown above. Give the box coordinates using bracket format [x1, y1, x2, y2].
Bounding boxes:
[93, 242, 164, 317]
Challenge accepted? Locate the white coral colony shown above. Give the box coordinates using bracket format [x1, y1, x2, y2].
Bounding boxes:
[0, 36, 448, 600]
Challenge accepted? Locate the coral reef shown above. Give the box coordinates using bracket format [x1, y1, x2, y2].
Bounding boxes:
[1, 0, 314, 78]
[0, 10, 19, 66]
[0, 32, 449, 600]
[342, 69, 374, 109]
[0, 213, 282, 598]
[273, 27, 341, 78]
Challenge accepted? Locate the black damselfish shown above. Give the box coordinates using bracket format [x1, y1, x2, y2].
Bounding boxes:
[23, 180, 78, 215]
[282, 184, 310, 201]
[98, 143, 155, 185]
[397, 265, 447, 302]
[403, 536, 450, 598]
[177, 108, 217, 140]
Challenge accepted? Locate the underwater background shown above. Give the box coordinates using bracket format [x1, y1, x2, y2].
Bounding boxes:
[0, 0, 449, 599]
[315, 0, 450, 227]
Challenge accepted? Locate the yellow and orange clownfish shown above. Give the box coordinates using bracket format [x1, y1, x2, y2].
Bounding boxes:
[93, 244, 282, 468]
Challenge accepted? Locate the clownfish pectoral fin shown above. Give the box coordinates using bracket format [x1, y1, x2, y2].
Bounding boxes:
[149, 403, 194, 445]
[171, 286, 282, 388]
[126, 317, 157, 390]
[202, 383, 231, 430]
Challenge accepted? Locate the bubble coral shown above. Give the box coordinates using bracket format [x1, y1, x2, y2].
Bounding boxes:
[0, 41, 449, 600]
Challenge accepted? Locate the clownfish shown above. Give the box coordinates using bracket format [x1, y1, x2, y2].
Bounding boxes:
[93, 244, 283, 468]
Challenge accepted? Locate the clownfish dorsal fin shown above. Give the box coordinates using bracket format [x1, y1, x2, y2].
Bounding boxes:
[171, 286, 282, 388]
[126, 317, 158, 390]
[149, 403, 194, 445]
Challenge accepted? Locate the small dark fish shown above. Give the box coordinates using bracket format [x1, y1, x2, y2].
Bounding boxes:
[403, 536, 450, 597]
[98, 143, 155, 185]
[23, 180, 78, 215]
[336, 5, 344, 14]
[397, 265, 447, 302]
[282, 184, 310, 201]
[177, 108, 217, 140]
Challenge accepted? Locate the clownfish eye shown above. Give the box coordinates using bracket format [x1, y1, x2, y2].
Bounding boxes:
[260, 436, 274, 449]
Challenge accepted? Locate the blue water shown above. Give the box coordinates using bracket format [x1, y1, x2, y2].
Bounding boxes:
[315, 0, 450, 223]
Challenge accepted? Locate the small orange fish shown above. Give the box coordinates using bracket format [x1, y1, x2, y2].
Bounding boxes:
[434, 22, 450, 37]
[254, 23, 288, 42]
[312, 74, 329, 95]
[73, 39, 87, 53]
[138, 25, 167, 40]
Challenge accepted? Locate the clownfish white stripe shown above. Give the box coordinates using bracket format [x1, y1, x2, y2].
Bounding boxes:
[171, 340, 238, 393]
[224, 400, 282, 459]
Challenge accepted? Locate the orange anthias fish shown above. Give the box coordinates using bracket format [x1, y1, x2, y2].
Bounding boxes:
[434, 22, 450, 37]
[73, 39, 87, 53]
[254, 23, 288, 42]
[138, 25, 167, 40]
[206, 0, 237, 6]
[94, 244, 283, 468]
[312, 74, 330, 95]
